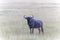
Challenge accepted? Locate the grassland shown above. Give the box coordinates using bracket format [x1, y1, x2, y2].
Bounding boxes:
[0, 3, 60, 40]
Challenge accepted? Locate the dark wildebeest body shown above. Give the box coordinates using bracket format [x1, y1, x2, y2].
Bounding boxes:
[24, 16, 44, 34]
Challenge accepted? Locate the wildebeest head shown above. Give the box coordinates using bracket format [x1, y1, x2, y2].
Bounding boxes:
[24, 15, 34, 20]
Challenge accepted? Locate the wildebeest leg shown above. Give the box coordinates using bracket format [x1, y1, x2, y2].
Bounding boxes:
[30, 28, 32, 34]
[31, 28, 34, 34]
[38, 28, 40, 34]
[41, 26, 44, 34]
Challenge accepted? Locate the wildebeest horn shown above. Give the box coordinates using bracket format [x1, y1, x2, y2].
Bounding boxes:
[31, 15, 34, 18]
[24, 15, 26, 18]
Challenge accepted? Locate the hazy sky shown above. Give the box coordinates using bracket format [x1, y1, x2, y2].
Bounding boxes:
[0, 0, 60, 3]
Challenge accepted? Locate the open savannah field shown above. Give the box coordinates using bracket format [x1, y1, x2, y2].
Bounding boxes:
[0, 3, 60, 40]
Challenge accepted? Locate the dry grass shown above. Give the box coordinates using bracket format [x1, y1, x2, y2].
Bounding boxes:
[0, 3, 60, 40]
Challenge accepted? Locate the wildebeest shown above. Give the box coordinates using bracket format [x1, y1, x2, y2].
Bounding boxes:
[24, 15, 44, 34]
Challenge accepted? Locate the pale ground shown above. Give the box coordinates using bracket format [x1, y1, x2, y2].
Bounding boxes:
[0, 3, 60, 40]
